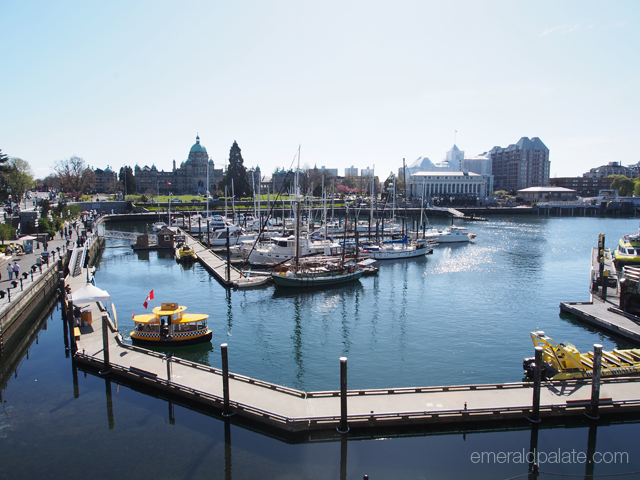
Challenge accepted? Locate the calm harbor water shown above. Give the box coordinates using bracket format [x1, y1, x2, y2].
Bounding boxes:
[96, 215, 635, 391]
[2, 215, 640, 479]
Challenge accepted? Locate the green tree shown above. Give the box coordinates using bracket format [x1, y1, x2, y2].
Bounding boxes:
[0, 223, 16, 245]
[40, 199, 51, 219]
[119, 166, 137, 195]
[222, 141, 252, 197]
[6, 157, 34, 203]
[634, 178, 640, 197]
[609, 175, 635, 197]
[0, 149, 10, 199]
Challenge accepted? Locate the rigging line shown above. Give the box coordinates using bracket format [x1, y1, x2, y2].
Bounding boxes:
[243, 150, 299, 262]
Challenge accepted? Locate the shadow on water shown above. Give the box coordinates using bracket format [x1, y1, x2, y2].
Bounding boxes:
[558, 311, 638, 349]
[271, 281, 364, 300]
[140, 341, 215, 365]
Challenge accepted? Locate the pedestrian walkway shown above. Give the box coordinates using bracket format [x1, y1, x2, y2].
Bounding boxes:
[0, 222, 80, 309]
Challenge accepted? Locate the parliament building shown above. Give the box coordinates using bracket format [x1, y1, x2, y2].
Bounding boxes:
[135, 135, 224, 196]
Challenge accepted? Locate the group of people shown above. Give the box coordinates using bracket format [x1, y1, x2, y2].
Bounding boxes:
[3, 262, 21, 281]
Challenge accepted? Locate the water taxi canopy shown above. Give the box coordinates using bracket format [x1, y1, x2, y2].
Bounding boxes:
[133, 302, 209, 325]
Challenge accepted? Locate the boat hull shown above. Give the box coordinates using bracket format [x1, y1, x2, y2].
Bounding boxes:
[272, 270, 363, 287]
[368, 245, 432, 260]
[130, 330, 213, 347]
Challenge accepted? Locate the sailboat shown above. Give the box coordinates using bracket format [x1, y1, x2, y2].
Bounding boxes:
[271, 147, 363, 288]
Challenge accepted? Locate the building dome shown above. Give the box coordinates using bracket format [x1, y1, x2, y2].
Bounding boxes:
[190, 135, 208, 154]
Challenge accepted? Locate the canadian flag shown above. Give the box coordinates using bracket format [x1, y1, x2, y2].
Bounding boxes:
[143, 290, 154, 309]
[167, 182, 172, 185]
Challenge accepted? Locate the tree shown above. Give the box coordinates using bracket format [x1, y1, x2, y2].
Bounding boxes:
[0, 149, 10, 199]
[222, 141, 252, 197]
[0, 223, 16, 245]
[119, 166, 137, 195]
[634, 178, 640, 197]
[54, 156, 95, 194]
[609, 175, 635, 197]
[6, 157, 35, 203]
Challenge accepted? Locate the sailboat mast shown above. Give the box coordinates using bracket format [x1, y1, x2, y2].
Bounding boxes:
[294, 145, 301, 272]
[403, 158, 408, 237]
[341, 205, 348, 267]
[206, 160, 210, 220]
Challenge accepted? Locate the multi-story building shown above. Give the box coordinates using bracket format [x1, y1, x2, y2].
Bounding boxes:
[134, 135, 224, 195]
[344, 165, 358, 176]
[407, 171, 488, 204]
[584, 162, 637, 179]
[550, 176, 613, 197]
[93, 166, 117, 194]
[403, 145, 494, 202]
[490, 137, 550, 191]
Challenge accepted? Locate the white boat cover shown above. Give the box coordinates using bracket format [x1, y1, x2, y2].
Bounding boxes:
[71, 283, 111, 303]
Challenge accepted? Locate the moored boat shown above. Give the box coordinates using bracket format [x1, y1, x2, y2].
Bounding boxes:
[271, 259, 363, 287]
[613, 228, 640, 266]
[523, 330, 640, 380]
[175, 244, 198, 262]
[130, 302, 212, 346]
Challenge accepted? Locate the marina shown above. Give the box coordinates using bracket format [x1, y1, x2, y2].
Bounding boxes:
[5, 214, 640, 478]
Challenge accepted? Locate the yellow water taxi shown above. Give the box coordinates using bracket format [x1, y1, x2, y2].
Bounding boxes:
[523, 331, 640, 380]
[175, 244, 198, 263]
[130, 302, 212, 346]
[613, 230, 640, 266]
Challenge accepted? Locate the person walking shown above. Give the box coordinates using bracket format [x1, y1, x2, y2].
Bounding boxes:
[7, 263, 13, 280]
[13, 262, 20, 279]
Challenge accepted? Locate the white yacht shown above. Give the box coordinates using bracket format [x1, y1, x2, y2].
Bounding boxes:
[248, 236, 341, 267]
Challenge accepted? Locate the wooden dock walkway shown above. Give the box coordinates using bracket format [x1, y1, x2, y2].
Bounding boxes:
[560, 247, 640, 343]
[182, 232, 244, 287]
[67, 268, 640, 433]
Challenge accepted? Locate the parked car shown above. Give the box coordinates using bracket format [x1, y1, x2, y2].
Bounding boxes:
[190, 199, 200, 203]
[170, 198, 183, 203]
[148, 200, 158, 203]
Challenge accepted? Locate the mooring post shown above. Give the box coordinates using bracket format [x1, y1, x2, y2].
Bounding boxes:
[226, 228, 231, 283]
[602, 270, 608, 302]
[99, 313, 110, 375]
[67, 299, 77, 353]
[60, 273, 67, 318]
[586, 344, 603, 420]
[529, 346, 543, 423]
[166, 352, 172, 382]
[221, 343, 233, 416]
[337, 356, 349, 433]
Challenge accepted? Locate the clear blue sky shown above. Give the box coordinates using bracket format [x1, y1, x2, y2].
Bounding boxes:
[1, 1, 638, 181]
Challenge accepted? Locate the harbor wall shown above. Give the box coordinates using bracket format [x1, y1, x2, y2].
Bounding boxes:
[0, 263, 61, 353]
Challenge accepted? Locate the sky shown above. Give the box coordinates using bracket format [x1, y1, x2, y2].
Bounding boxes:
[1, 1, 638, 181]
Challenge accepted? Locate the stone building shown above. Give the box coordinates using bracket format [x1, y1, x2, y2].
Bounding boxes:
[93, 166, 117, 194]
[135, 135, 224, 195]
[408, 171, 488, 205]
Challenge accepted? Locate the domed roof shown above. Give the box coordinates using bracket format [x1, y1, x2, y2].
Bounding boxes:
[190, 135, 207, 154]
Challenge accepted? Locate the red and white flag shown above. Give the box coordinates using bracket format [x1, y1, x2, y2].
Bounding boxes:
[167, 181, 172, 185]
[143, 290, 154, 309]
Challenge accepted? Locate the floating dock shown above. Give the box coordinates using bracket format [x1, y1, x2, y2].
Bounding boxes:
[560, 246, 640, 343]
[182, 232, 259, 288]
[67, 267, 640, 433]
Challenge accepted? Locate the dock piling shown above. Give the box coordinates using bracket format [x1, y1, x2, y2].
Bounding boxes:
[99, 313, 110, 375]
[337, 356, 349, 434]
[586, 344, 603, 420]
[166, 353, 172, 382]
[528, 346, 543, 423]
[67, 300, 77, 353]
[221, 343, 233, 416]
